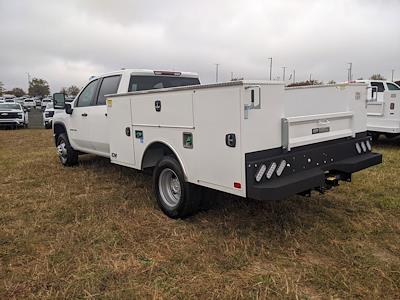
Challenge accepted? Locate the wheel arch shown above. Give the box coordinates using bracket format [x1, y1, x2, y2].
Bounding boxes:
[53, 122, 67, 145]
[141, 141, 188, 179]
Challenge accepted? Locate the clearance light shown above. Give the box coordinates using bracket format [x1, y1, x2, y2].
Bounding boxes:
[255, 164, 267, 182]
[154, 71, 182, 76]
[366, 140, 372, 151]
[360, 141, 367, 153]
[355, 143, 362, 154]
[266, 162, 277, 179]
[276, 160, 287, 177]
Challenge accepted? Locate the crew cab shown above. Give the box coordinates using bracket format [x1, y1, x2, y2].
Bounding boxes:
[52, 71, 381, 218]
[356, 80, 400, 139]
[52, 69, 200, 156]
[0, 103, 29, 128]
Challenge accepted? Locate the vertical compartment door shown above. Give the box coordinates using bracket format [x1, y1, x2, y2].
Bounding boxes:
[108, 97, 135, 167]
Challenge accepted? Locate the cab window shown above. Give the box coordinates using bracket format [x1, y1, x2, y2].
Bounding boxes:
[387, 83, 400, 91]
[76, 79, 99, 107]
[96, 75, 121, 105]
[128, 76, 200, 92]
[371, 82, 385, 93]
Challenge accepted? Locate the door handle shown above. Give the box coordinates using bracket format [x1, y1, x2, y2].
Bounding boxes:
[81, 113, 88, 117]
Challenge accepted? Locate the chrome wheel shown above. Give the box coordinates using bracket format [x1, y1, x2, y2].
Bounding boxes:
[158, 168, 182, 208]
[57, 141, 68, 164]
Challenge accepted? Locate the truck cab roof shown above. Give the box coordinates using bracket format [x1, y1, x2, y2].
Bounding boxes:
[90, 69, 199, 82]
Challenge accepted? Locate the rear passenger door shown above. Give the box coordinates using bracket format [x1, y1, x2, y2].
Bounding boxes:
[371, 82, 385, 102]
[89, 75, 122, 156]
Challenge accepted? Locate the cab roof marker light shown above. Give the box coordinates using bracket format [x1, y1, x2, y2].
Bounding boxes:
[255, 164, 267, 182]
[276, 160, 286, 177]
[266, 162, 277, 179]
[360, 141, 367, 153]
[366, 140, 372, 151]
[355, 143, 362, 154]
[154, 71, 182, 76]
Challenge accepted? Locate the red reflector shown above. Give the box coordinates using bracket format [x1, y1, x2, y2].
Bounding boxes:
[234, 182, 241, 189]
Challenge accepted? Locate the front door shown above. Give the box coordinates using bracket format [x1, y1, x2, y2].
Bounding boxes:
[68, 79, 99, 152]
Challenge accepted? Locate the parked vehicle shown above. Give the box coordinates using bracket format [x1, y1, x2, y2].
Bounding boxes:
[0, 103, 29, 128]
[0, 97, 4, 103]
[34, 97, 41, 107]
[14, 97, 25, 105]
[23, 98, 36, 108]
[43, 103, 54, 129]
[41, 97, 52, 110]
[356, 80, 400, 140]
[52, 69, 381, 218]
[4, 99, 16, 103]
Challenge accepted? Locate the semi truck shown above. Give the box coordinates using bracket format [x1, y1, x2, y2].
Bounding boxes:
[355, 80, 400, 140]
[52, 69, 382, 218]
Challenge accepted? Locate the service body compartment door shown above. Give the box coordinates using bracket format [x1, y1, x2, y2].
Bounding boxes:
[107, 97, 135, 167]
[131, 90, 194, 128]
[190, 86, 243, 195]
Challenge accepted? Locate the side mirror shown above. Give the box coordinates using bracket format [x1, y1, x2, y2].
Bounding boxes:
[65, 103, 73, 115]
[53, 93, 66, 109]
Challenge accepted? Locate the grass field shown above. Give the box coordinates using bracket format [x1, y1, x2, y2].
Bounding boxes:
[0, 129, 399, 299]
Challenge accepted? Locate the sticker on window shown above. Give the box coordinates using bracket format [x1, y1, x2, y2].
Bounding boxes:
[107, 99, 112, 107]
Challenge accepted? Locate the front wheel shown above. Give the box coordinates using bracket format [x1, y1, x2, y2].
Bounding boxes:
[153, 156, 200, 218]
[56, 133, 78, 166]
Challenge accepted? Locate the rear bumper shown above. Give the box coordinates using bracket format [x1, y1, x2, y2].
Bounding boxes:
[246, 133, 382, 201]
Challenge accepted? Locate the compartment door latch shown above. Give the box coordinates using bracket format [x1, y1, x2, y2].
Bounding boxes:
[225, 133, 236, 147]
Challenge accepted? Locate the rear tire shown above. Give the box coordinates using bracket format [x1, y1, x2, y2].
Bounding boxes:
[56, 133, 78, 166]
[153, 156, 200, 218]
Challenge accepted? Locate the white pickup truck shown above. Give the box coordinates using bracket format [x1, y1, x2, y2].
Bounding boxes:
[53, 69, 381, 218]
[355, 80, 400, 139]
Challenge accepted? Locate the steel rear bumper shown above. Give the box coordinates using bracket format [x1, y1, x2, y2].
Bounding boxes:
[245, 134, 382, 201]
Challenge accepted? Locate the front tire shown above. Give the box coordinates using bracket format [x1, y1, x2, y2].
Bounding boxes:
[56, 133, 78, 166]
[153, 156, 200, 218]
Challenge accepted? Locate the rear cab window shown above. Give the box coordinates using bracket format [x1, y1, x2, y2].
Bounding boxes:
[128, 75, 200, 92]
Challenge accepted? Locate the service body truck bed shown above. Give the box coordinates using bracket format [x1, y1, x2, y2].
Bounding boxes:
[356, 80, 400, 138]
[106, 81, 381, 208]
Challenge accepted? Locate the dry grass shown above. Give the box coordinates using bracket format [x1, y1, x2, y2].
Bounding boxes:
[0, 129, 399, 299]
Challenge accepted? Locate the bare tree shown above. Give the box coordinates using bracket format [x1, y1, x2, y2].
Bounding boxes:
[0, 81, 4, 96]
[369, 74, 386, 80]
[66, 85, 80, 96]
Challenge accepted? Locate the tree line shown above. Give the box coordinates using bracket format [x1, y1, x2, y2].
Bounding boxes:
[0, 78, 80, 97]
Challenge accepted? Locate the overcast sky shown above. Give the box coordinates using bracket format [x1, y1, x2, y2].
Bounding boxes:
[0, 0, 399, 93]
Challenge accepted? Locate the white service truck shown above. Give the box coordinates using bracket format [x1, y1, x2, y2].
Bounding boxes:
[356, 80, 400, 140]
[52, 69, 382, 218]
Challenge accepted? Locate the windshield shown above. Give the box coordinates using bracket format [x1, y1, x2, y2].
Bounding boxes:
[0, 103, 21, 110]
[128, 75, 200, 92]
[387, 83, 400, 91]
